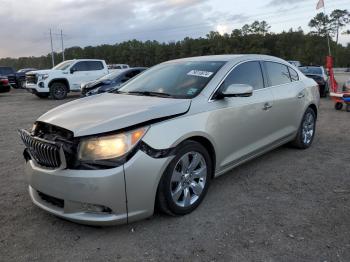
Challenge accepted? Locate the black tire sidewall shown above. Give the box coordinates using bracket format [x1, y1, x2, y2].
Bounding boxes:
[297, 108, 316, 149]
[158, 141, 212, 215]
[50, 82, 68, 100]
[335, 102, 343, 110]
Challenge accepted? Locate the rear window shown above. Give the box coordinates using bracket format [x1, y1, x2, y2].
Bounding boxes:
[87, 61, 104, 70]
[299, 67, 322, 75]
[0, 67, 15, 75]
[264, 62, 291, 86]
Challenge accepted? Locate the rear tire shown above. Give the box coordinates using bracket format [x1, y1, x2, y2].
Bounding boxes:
[157, 140, 212, 216]
[291, 108, 316, 149]
[50, 82, 68, 100]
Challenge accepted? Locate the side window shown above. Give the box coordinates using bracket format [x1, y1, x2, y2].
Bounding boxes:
[288, 67, 299, 81]
[222, 61, 264, 90]
[122, 65, 128, 69]
[87, 61, 104, 71]
[72, 62, 89, 72]
[264, 62, 291, 86]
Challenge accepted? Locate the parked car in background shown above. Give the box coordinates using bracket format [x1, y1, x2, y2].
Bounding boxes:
[299, 66, 329, 97]
[343, 78, 350, 92]
[19, 54, 320, 225]
[107, 64, 129, 70]
[81, 67, 147, 96]
[304, 74, 328, 97]
[25, 59, 109, 100]
[287, 60, 302, 67]
[0, 66, 17, 88]
[0, 76, 11, 93]
[16, 68, 37, 88]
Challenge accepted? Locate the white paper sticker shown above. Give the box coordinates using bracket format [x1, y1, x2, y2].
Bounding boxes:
[187, 70, 213, 78]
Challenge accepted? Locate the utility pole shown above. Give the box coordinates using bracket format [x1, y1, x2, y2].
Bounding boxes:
[61, 29, 65, 61]
[322, 2, 332, 56]
[49, 28, 55, 67]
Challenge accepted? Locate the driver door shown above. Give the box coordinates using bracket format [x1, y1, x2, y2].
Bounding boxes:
[209, 61, 276, 170]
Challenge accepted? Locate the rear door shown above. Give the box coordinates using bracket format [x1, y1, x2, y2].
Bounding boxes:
[211, 61, 276, 169]
[263, 61, 306, 140]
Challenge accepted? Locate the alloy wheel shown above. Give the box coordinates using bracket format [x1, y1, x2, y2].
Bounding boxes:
[302, 112, 315, 145]
[170, 151, 207, 208]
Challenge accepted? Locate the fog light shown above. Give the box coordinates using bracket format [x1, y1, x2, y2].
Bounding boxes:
[82, 203, 112, 214]
[38, 82, 44, 88]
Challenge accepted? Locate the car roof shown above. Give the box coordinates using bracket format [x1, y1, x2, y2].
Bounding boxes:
[164, 54, 289, 64]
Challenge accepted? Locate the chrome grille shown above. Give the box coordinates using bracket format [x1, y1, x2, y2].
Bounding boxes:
[26, 74, 38, 84]
[19, 129, 61, 168]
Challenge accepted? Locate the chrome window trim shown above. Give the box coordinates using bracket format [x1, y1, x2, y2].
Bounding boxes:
[208, 59, 302, 102]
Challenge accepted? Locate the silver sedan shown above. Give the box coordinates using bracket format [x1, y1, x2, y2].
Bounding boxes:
[19, 55, 320, 225]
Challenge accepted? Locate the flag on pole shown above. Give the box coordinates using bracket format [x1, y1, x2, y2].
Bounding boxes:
[316, 0, 324, 10]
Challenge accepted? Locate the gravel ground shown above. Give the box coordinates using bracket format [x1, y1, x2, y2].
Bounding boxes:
[1, 80, 350, 261]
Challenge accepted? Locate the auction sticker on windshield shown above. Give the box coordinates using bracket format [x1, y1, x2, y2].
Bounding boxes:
[187, 70, 213, 78]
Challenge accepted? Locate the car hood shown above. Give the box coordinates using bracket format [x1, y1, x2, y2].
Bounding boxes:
[37, 93, 191, 137]
[27, 69, 61, 75]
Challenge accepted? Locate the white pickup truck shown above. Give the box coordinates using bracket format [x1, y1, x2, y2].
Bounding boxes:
[25, 59, 109, 99]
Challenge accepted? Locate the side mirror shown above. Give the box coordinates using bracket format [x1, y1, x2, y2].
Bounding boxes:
[217, 84, 253, 99]
[70, 68, 76, 74]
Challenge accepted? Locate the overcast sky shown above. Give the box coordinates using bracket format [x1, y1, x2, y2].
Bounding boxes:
[0, 0, 349, 58]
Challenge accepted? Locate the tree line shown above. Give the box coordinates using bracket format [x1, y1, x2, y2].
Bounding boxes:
[1, 9, 349, 70]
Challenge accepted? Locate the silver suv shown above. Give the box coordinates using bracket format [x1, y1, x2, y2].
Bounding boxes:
[19, 55, 320, 225]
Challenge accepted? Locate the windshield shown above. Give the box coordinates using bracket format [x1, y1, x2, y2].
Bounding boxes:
[118, 61, 225, 98]
[0, 67, 14, 75]
[99, 70, 125, 81]
[53, 60, 74, 70]
[300, 67, 322, 75]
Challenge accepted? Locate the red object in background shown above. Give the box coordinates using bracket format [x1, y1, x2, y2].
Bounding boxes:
[326, 56, 338, 93]
[0, 78, 9, 85]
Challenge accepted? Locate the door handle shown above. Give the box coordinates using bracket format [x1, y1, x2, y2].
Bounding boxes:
[297, 92, 305, 99]
[263, 102, 272, 111]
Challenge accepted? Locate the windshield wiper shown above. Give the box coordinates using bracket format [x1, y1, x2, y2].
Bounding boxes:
[127, 91, 172, 98]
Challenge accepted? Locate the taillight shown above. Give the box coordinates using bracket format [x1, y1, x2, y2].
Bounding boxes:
[1, 79, 9, 85]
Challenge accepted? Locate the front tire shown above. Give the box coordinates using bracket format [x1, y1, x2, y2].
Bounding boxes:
[291, 108, 316, 149]
[157, 140, 212, 216]
[50, 82, 68, 100]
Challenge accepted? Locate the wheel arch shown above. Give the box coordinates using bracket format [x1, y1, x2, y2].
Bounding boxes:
[307, 103, 318, 119]
[48, 78, 70, 92]
[181, 135, 216, 178]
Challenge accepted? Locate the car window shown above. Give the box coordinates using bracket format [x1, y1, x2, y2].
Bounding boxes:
[53, 60, 74, 70]
[222, 61, 264, 90]
[87, 61, 104, 71]
[0, 67, 15, 75]
[122, 65, 128, 69]
[118, 61, 225, 99]
[299, 67, 322, 75]
[264, 62, 291, 86]
[72, 61, 89, 72]
[288, 67, 299, 81]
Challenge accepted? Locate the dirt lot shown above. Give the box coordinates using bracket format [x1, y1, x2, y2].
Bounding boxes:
[1, 79, 350, 261]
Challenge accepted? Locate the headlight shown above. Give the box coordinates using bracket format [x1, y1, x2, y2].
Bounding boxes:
[38, 74, 49, 80]
[78, 127, 149, 161]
